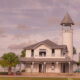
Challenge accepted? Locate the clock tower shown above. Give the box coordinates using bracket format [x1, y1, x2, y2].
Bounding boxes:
[61, 12, 74, 59]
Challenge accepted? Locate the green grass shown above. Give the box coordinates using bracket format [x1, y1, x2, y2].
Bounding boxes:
[0, 77, 67, 80]
[0, 77, 79, 80]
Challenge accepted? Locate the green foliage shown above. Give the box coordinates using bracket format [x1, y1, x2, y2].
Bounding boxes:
[77, 60, 80, 66]
[0, 60, 8, 68]
[0, 77, 68, 80]
[0, 52, 20, 74]
[73, 47, 76, 54]
[77, 55, 80, 66]
[20, 49, 26, 57]
[21, 69, 25, 72]
[0, 72, 8, 75]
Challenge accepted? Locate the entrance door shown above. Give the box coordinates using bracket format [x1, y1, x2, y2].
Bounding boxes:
[63, 63, 66, 73]
[61, 63, 66, 73]
[39, 64, 42, 72]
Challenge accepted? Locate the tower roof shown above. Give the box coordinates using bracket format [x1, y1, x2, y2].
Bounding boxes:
[60, 12, 74, 26]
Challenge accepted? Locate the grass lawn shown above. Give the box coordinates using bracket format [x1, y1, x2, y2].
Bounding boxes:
[0, 77, 80, 80]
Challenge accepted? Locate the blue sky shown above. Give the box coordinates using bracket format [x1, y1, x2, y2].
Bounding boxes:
[0, 0, 80, 57]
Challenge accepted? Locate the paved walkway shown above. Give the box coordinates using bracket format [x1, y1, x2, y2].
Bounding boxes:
[0, 73, 80, 78]
[21, 73, 80, 78]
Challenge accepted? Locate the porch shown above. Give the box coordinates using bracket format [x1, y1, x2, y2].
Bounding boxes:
[19, 57, 76, 73]
[25, 62, 72, 73]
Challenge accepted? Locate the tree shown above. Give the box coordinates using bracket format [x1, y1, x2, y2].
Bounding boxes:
[20, 49, 26, 57]
[0, 52, 20, 74]
[0, 59, 8, 72]
[73, 46, 76, 54]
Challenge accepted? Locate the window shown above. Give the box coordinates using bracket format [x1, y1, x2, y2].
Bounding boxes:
[51, 63, 55, 70]
[52, 49, 55, 56]
[61, 50, 66, 57]
[31, 49, 34, 57]
[39, 49, 46, 57]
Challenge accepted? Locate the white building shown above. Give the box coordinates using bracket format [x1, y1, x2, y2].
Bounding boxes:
[20, 12, 77, 73]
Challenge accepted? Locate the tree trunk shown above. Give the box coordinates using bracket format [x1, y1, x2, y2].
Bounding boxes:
[8, 66, 12, 75]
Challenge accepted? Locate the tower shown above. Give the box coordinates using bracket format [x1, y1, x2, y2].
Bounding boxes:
[60, 12, 74, 59]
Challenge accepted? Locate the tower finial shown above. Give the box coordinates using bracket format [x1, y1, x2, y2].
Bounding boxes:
[60, 12, 74, 26]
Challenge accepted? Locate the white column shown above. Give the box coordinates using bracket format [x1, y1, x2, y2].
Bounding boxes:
[55, 62, 59, 73]
[69, 62, 70, 73]
[43, 62, 46, 73]
[31, 62, 34, 73]
[42, 64, 43, 73]
[61, 63, 63, 73]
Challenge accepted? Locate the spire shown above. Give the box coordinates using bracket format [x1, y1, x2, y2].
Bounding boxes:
[60, 12, 74, 26]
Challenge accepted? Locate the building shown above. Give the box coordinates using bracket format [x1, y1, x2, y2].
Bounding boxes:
[20, 12, 76, 73]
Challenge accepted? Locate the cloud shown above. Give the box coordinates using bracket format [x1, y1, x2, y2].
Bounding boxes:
[68, 7, 79, 18]
[0, 24, 17, 28]
[17, 24, 39, 30]
[0, 27, 5, 36]
[47, 16, 61, 25]
[0, 0, 54, 13]
[8, 43, 28, 49]
[8, 40, 37, 49]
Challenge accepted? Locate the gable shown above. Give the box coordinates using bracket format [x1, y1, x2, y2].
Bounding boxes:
[34, 44, 51, 51]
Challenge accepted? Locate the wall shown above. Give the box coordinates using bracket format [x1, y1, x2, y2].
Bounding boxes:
[26, 44, 65, 58]
[26, 50, 31, 57]
[34, 45, 51, 58]
[62, 29, 73, 59]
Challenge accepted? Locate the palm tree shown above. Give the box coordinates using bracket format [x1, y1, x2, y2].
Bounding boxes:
[20, 49, 26, 57]
[20, 49, 26, 72]
[0, 52, 20, 74]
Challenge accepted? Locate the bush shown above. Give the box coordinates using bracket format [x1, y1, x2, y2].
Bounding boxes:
[0, 72, 8, 75]
[21, 69, 25, 72]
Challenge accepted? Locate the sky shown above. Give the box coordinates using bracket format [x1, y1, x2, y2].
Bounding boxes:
[0, 0, 80, 58]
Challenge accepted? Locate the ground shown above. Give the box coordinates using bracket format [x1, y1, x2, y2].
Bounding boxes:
[0, 77, 80, 80]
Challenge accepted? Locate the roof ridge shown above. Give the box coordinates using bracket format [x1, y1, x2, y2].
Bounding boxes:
[24, 39, 67, 50]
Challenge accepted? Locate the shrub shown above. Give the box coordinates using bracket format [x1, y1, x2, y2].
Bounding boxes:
[0, 72, 8, 75]
[21, 69, 25, 72]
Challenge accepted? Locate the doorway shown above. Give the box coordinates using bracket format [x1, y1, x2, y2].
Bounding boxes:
[39, 64, 43, 72]
[61, 63, 66, 73]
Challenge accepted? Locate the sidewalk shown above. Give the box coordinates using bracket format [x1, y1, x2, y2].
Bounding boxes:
[21, 73, 80, 78]
[0, 73, 80, 78]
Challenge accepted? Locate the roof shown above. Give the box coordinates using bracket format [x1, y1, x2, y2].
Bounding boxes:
[60, 12, 74, 26]
[24, 39, 67, 50]
[19, 57, 77, 63]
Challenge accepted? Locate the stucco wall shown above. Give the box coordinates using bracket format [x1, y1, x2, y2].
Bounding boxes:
[26, 63, 31, 72]
[34, 45, 52, 58]
[33, 64, 39, 72]
[62, 29, 73, 59]
[55, 49, 62, 58]
[54, 62, 61, 73]
[26, 50, 31, 57]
